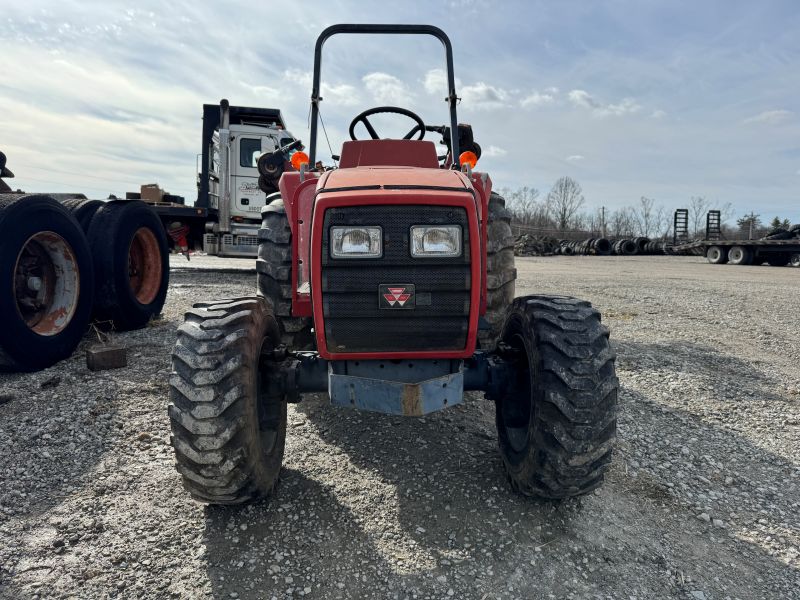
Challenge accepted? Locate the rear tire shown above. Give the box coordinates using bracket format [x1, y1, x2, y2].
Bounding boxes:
[168, 297, 286, 504]
[766, 254, 790, 267]
[706, 245, 728, 264]
[480, 192, 517, 351]
[789, 253, 800, 267]
[60, 198, 104, 234]
[256, 196, 314, 349]
[728, 245, 753, 266]
[87, 200, 169, 330]
[495, 295, 618, 498]
[0, 194, 94, 371]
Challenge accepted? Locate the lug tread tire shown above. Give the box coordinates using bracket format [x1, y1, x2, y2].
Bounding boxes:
[497, 295, 618, 499]
[480, 192, 517, 351]
[256, 199, 314, 349]
[168, 296, 286, 504]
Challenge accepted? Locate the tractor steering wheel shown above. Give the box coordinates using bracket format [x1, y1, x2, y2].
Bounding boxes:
[348, 106, 426, 141]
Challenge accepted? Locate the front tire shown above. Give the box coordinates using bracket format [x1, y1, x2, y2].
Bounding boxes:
[257, 196, 314, 350]
[495, 296, 618, 498]
[480, 192, 517, 351]
[168, 297, 287, 504]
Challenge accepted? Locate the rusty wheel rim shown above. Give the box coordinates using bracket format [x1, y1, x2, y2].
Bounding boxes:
[13, 232, 80, 336]
[128, 227, 162, 304]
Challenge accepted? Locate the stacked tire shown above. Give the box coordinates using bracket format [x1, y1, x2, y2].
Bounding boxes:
[0, 195, 169, 372]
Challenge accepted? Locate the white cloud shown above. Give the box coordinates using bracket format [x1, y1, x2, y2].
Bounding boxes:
[283, 69, 359, 106]
[568, 89, 599, 109]
[423, 68, 462, 96]
[566, 155, 585, 162]
[520, 89, 556, 108]
[598, 98, 641, 117]
[460, 82, 509, 110]
[651, 109, 667, 119]
[568, 89, 641, 117]
[743, 109, 793, 124]
[362, 72, 412, 105]
[483, 145, 507, 157]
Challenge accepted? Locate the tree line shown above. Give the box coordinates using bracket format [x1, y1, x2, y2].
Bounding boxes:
[498, 176, 794, 240]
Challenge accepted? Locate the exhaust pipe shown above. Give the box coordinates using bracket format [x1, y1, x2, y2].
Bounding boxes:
[217, 99, 232, 234]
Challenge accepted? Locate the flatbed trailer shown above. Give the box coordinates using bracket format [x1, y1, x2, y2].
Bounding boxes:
[674, 239, 800, 266]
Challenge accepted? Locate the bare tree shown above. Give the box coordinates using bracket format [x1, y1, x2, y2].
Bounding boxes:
[609, 207, 636, 238]
[655, 205, 672, 240]
[546, 176, 585, 231]
[633, 196, 656, 237]
[506, 186, 541, 225]
[689, 196, 710, 237]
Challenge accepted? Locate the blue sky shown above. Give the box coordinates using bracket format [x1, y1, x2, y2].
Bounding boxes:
[1, 0, 798, 222]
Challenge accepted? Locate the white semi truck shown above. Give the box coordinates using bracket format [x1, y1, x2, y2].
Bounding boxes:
[134, 99, 302, 257]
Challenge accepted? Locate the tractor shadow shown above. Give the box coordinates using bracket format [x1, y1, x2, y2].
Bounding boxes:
[287, 336, 800, 598]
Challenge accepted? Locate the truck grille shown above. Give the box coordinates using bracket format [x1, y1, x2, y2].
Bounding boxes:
[321, 205, 471, 353]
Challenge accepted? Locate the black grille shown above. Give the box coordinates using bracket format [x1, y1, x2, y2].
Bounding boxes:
[321, 205, 470, 353]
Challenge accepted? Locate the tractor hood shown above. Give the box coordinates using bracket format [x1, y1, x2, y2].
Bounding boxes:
[317, 167, 473, 196]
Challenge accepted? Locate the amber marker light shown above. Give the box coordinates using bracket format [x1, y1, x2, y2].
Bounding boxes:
[459, 151, 478, 169]
[291, 151, 310, 170]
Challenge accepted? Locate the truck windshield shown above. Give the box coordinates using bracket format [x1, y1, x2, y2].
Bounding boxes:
[240, 138, 262, 168]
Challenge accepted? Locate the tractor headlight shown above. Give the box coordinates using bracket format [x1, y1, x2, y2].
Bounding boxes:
[330, 226, 382, 258]
[410, 225, 462, 257]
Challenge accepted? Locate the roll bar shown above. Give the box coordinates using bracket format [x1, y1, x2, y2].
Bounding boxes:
[309, 24, 461, 168]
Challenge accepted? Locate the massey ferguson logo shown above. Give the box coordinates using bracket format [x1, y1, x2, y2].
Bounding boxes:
[379, 284, 415, 309]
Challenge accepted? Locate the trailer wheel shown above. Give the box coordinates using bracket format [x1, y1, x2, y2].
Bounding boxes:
[168, 297, 286, 504]
[790, 253, 800, 268]
[728, 246, 753, 266]
[0, 194, 94, 371]
[479, 192, 517, 351]
[87, 200, 169, 330]
[706, 245, 728, 264]
[766, 254, 790, 267]
[257, 195, 314, 349]
[494, 295, 617, 498]
[60, 198, 104, 234]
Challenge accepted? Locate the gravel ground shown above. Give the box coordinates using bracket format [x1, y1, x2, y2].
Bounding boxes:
[1, 254, 798, 600]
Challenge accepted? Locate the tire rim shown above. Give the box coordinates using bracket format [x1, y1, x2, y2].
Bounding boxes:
[709, 248, 721, 261]
[499, 326, 533, 453]
[128, 227, 162, 304]
[791, 254, 800, 267]
[730, 248, 743, 262]
[257, 334, 282, 454]
[13, 231, 80, 336]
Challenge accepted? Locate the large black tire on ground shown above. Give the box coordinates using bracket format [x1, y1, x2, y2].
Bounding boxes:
[479, 192, 517, 351]
[790, 253, 800, 268]
[86, 200, 169, 330]
[60, 198, 104, 234]
[256, 195, 314, 349]
[766, 254, 790, 267]
[727, 245, 753, 266]
[494, 295, 617, 498]
[0, 194, 94, 371]
[706, 245, 728, 265]
[168, 297, 287, 504]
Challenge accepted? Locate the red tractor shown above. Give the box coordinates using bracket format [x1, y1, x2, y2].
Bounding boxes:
[168, 24, 617, 504]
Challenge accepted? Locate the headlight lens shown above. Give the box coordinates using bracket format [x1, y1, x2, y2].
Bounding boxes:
[410, 225, 462, 257]
[330, 226, 382, 258]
